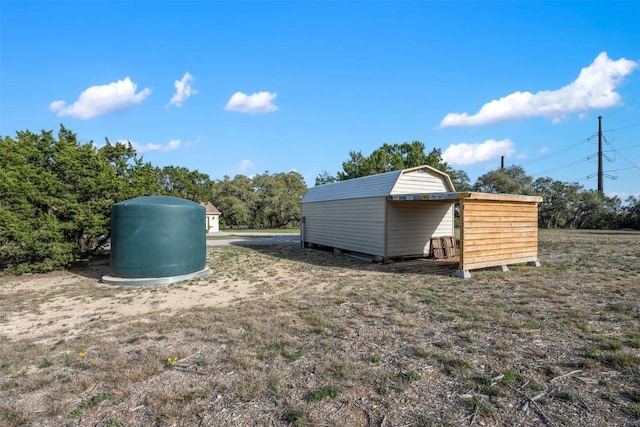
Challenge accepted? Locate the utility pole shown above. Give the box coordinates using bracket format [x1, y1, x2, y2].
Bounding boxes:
[501, 156, 504, 170]
[598, 116, 603, 194]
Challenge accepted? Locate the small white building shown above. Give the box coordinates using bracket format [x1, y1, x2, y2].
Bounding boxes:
[300, 166, 455, 259]
[202, 202, 221, 233]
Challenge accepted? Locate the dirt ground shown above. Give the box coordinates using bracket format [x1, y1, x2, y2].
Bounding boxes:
[0, 242, 451, 343]
[1, 230, 639, 427]
[1, 258, 267, 342]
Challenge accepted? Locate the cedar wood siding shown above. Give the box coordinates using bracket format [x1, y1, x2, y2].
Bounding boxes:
[460, 199, 539, 270]
[301, 197, 387, 256]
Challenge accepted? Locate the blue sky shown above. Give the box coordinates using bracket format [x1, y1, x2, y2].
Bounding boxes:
[1, 1, 639, 198]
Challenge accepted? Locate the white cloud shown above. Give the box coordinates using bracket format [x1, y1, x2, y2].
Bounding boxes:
[225, 91, 278, 114]
[49, 77, 151, 119]
[168, 72, 197, 107]
[167, 139, 181, 150]
[123, 139, 182, 153]
[538, 146, 550, 154]
[611, 191, 640, 200]
[440, 52, 637, 127]
[239, 159, 255, 171]
[442, 139, 515, 166]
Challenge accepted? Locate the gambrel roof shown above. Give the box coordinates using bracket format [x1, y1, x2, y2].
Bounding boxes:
[301, 165, 455, 203]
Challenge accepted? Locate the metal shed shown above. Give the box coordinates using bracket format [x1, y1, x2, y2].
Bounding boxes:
[301, 165, 455, 259]
[301, 166, 543, 278]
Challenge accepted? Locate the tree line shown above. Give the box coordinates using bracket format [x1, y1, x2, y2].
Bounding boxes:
[0, 126, 306, 273]
[1, 126, 638, 273]
[314, 142, 639, 231]
[470, 165, 640, 230]
[314, 141, 470, 191]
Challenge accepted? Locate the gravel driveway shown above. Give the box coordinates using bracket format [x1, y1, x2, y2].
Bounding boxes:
[206, 232, 300, 246]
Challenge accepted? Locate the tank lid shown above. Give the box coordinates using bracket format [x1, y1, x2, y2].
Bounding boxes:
[114, 196, 199, 207]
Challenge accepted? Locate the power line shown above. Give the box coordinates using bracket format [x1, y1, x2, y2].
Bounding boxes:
[526, 119, 640, 181]
[522, 137, 589, 167]
[571, 164, 639, 183]
[602, 144, 640, 153]
[604, 123, 640, 133]
[531, 156, 591, 177]
[601, 139, 640, 168]
[607, 165, 640, 172]
[588, 123, 640, 140]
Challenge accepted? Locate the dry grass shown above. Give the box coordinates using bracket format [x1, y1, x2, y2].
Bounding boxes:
[1, 230, 639, 426]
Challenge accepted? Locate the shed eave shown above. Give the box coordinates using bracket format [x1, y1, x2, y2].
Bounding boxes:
[388, 192, 543, 203]
[388, 192, 459, 202]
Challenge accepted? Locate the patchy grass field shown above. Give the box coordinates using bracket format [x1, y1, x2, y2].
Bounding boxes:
[1, 230, 639, 426]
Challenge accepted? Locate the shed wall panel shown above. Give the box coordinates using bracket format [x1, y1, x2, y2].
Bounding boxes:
[391, 170, 452, 194]
[386, 202, 454, 257]
[301, 197, 386, 256]
[460, 200, 539, 270]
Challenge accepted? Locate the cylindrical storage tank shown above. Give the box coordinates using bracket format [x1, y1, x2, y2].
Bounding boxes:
[109, 196, 207, 280]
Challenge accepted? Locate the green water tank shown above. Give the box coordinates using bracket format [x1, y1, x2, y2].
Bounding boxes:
[110, 196, 206, 279]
